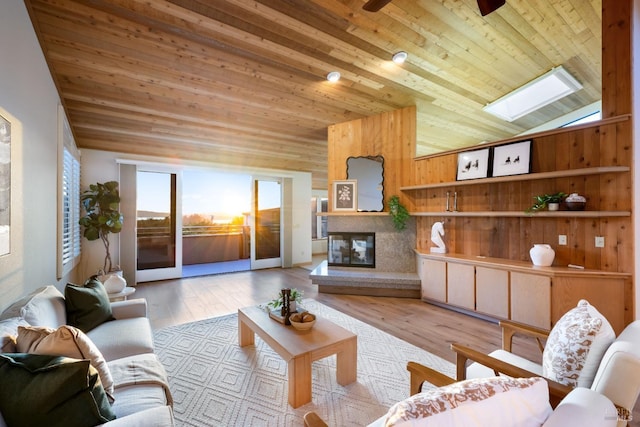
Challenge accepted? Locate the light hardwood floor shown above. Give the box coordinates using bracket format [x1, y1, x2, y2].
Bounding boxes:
[135, 266, 639, 424]
[135, 267, 539, 367]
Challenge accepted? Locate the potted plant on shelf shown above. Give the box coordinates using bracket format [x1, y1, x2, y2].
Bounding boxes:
[79, 181, 124, 289]
[526, 192, 567, 213]
[388, 195, 410, 231]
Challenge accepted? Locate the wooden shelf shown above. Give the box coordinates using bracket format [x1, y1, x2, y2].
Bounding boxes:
[400, 166, 630, 191]
[410, 210, 630, 218]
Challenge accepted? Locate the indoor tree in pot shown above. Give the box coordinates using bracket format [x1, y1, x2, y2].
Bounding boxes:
[79, 180, 124, 292]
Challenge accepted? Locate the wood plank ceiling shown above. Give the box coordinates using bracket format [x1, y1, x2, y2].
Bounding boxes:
[24, 0, 601, 189]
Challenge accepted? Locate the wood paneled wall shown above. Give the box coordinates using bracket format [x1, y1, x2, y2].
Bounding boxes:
[327, 106, 416, 211]
[328, 108, 632, 274]
[407, 117, 632, 273]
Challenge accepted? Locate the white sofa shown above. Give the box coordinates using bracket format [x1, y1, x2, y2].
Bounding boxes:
[0, 285, 174, 426]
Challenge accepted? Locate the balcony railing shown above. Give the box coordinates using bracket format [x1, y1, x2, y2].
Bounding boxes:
[137, 224, 250, 269]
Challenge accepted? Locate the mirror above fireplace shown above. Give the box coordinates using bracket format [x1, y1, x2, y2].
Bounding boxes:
[346, 156, 384, 212]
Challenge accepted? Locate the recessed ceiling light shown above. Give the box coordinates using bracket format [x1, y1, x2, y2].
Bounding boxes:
[326, 71, 341, 82]
[392, 51, 408, 64]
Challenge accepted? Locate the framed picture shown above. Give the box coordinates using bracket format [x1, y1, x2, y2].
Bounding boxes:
[456, 148, 491, 181]
[492, 140, 532, 177]
[333, 180, 357, 211]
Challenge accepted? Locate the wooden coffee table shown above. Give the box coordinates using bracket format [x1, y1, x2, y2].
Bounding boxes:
[238, 305, 357, 408]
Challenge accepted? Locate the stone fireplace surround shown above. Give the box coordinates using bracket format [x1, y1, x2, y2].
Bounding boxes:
[309, 215, 420, 297]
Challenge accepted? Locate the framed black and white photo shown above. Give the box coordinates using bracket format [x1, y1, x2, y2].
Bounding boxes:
[492, 140, 532, 177]
[332, 180, 357, 211]
[456, 148, 491, 181]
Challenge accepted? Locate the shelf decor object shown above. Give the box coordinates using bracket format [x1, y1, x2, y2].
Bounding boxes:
[332, 180, 357, 212]
[430, 221, 446, 253]
[492, 140, 532, 177]
[565, 193, 587, 211]
[526, 192, 567, 213]
[388, 195, 410, 230]
[529, 244, 555, 266]
[456, 147, 491, 181]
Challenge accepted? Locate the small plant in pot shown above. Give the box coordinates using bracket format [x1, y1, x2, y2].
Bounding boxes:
[265, 288, 304, 312]
[79, 181, 124, 291]
[526, 192, 567, 213]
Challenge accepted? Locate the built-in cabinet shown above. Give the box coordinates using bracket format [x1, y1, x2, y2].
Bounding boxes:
[419, 258, 447, 302]
[475, 267, 509, 320]
[417, 252, 631, 334]
[509, 272, 551, 329]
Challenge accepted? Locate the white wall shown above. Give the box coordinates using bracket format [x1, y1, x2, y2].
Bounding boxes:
[79, 149, 313, 281]
[311, 189, 328, 255]
[0, 2, 72, 310]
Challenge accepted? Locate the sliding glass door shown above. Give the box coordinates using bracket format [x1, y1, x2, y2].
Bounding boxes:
[136, 169, 182, 282]
[250, 177, 282, 269]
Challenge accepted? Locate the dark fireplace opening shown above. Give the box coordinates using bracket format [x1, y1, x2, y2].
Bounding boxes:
[327, 232, 375, 268]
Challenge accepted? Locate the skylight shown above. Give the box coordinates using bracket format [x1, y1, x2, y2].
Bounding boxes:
[483, 66, 583, 122]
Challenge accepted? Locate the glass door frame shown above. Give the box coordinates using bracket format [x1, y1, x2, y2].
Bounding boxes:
[135, 166, 183, 282]
[250, 176, 282, 269]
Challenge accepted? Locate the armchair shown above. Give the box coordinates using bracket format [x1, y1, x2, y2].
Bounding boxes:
[305, 300, 639, 427]
[409, 314, 640, 426]
[408, 320, 573, 406]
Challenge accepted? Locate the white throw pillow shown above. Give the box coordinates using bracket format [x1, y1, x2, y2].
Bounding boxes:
[542, 299, 615, 388]
[16, 325, 115, 402]
[0, 286, 66, 328]
[383, 376, 552, 427]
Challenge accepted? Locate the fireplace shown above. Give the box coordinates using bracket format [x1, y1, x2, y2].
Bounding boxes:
[327, 232, 375, 268]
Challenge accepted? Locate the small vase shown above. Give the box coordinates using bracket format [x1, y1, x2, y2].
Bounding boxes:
[547, 203, 560, 211]
[289, 301, 297, 313]
[530, 244, 555, 266]
[104, 274, 127, 294]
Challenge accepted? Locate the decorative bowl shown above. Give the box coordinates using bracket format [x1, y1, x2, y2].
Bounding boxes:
[290, 319, 316, 330]
[564, 193, 586, 211]
[564, 201, 586, 211]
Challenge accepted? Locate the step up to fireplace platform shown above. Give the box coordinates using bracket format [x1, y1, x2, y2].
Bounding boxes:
[310, 261, 421, 298]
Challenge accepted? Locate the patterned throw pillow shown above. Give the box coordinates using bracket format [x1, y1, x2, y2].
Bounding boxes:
[384, 376, 552, 427]
[542, 299, 615, 388]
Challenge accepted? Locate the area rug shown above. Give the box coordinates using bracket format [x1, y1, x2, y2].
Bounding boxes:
[153, 299, 455, 426]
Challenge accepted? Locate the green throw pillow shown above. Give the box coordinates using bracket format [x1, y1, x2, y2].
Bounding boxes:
[65, 277, 114, 332]
[0, 353, 116, 427]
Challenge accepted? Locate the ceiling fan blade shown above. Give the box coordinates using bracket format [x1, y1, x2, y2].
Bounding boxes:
[362, 0, 393, 12]
[477, 0, 505, 16]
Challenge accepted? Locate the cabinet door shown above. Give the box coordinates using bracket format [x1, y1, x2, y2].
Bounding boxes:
[447, 263, 475, 310]
[510, 272, 551, 329]
[420, 259, 446, 302]
[476, 267, 509, 319]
